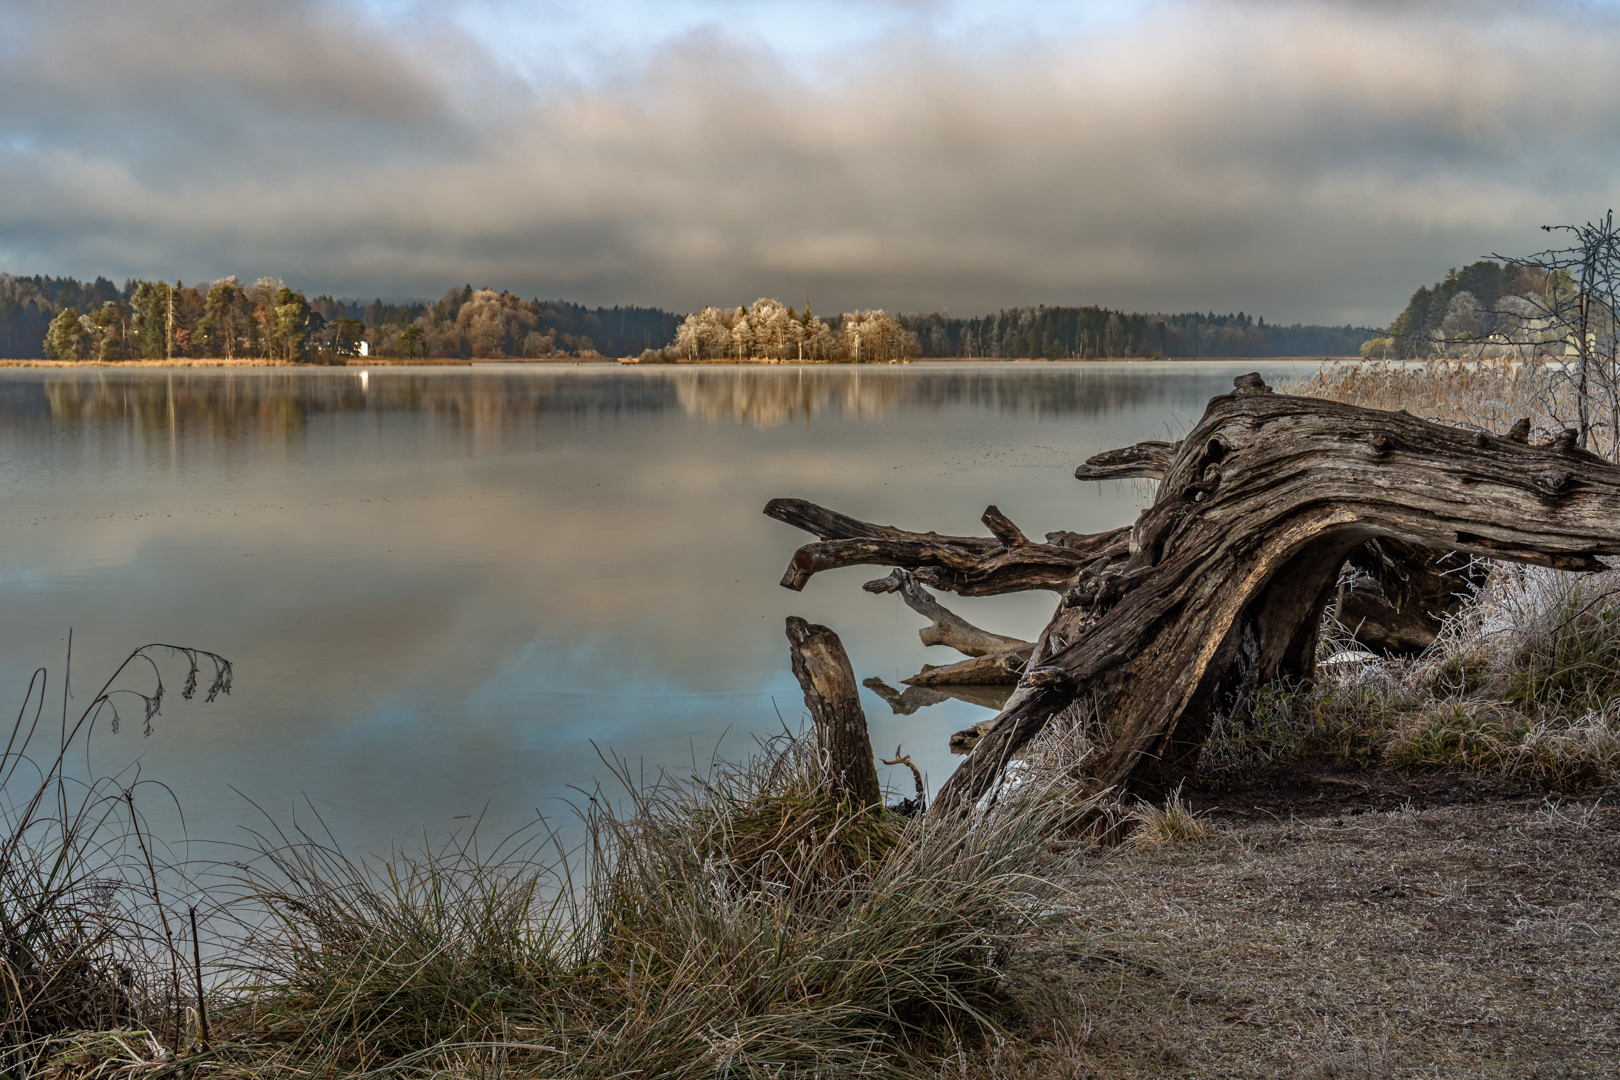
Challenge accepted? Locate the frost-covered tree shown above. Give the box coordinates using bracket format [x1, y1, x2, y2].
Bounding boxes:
[1438, 291, 1486, 348]
[1490, 211, 1620, 456]
[456, 289, 538, 358]
[835, 309, 918, 363]
[665, 299, 836, 361]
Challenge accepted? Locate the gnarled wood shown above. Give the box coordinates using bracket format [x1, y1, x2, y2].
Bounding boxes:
[926, 379, 1620, 817]
[1075, 439, 1180, 481]
[902, 648, 1032, 686]
[767, 375, 1620, 821]
[785, 616, 882, 807]
[1337, 539, 1489, 655]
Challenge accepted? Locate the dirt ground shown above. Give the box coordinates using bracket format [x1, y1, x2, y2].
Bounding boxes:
[988, 770, 1620, 1079]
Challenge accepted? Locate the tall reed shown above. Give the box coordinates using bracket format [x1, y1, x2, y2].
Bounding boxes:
[1282, 357, 1618, 459]
[2, 642, 232, 1078]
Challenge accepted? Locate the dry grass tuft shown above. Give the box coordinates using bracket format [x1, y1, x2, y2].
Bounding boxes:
[1127, 788, 1214, 849]
[3, 644, 234, 1078]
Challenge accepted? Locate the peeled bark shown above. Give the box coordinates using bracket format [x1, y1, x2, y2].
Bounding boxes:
[785, 616, 882, 808]
[766, 375, 1620, 819]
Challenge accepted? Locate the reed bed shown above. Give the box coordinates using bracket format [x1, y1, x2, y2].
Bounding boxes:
[1280, 356, 1619, 459]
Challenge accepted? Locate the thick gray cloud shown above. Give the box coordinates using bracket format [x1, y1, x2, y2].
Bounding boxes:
[3, 0, 1620, 323]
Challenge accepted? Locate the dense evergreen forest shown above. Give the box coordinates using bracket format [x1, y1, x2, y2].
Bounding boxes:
[900, 307, 1369, 358]
[1, 272, 1370, 361]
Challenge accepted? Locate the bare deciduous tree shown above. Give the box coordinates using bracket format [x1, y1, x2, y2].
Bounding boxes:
[1489, 212, 1620, 459]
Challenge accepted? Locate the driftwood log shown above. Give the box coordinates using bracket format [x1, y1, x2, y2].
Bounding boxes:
[767, 375, 1620, 819]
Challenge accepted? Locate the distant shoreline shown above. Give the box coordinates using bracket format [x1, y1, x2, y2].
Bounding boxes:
[0, 355, 1361, 369]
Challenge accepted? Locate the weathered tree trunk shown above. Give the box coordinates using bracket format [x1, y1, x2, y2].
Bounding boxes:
[785, 616, 883, 808]
[767, 376, 1620, 819]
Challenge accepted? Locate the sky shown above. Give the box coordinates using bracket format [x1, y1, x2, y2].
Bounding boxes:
[4, 0, 1620, 325]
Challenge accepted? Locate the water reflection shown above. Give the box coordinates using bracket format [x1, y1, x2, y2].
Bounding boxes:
[0, 361, 1299, 854]
[862, 676, 1013, 715]
[3, 361, 1253, 438]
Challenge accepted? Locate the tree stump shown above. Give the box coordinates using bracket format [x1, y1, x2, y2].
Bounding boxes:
[785, 616, 883, 808]
[767, 376, 1620, 819]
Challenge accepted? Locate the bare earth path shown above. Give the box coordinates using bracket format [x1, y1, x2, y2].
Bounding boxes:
[999, 778, 1620, 1079]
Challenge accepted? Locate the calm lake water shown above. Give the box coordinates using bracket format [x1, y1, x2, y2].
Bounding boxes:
[0, 360, 1307, 853]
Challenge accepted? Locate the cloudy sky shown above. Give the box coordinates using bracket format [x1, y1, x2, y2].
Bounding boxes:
[3, 0, 1619, 324]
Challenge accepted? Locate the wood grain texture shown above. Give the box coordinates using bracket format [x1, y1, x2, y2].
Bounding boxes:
[927, 381, 1620, 817]
[765, 497, 1129, 595]
[785, 616, 882, 807]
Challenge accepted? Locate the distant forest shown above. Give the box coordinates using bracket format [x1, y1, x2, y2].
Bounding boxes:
[1363, 260, 1555, 359]
[899, 308, 1369, 359]
[1, 276, 680, 361]
[0, 272, 1370, 360]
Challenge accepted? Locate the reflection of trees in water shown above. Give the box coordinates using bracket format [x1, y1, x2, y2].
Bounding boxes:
[7, 364, 1245, 444]
[672, 368, 908, 428]
[671, 365, 1224, 427]
[25, 371, 677, 440]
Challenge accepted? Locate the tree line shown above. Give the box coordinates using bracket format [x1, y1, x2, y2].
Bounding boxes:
[642, 300, 918, 362]
[3, 271, 1373, 362]
[1363, 260, 1558, 360]
[1, 275, 682, 361]
[900, 306, 1370, 359]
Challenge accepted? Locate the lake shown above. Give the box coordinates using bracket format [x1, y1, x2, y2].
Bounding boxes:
[0, 360, 1309, 854]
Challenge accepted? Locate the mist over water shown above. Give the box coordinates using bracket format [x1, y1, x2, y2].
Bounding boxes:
[0, 361, 1303, 854]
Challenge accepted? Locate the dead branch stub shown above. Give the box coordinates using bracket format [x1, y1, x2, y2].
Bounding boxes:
[784, 616, 883, 808]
